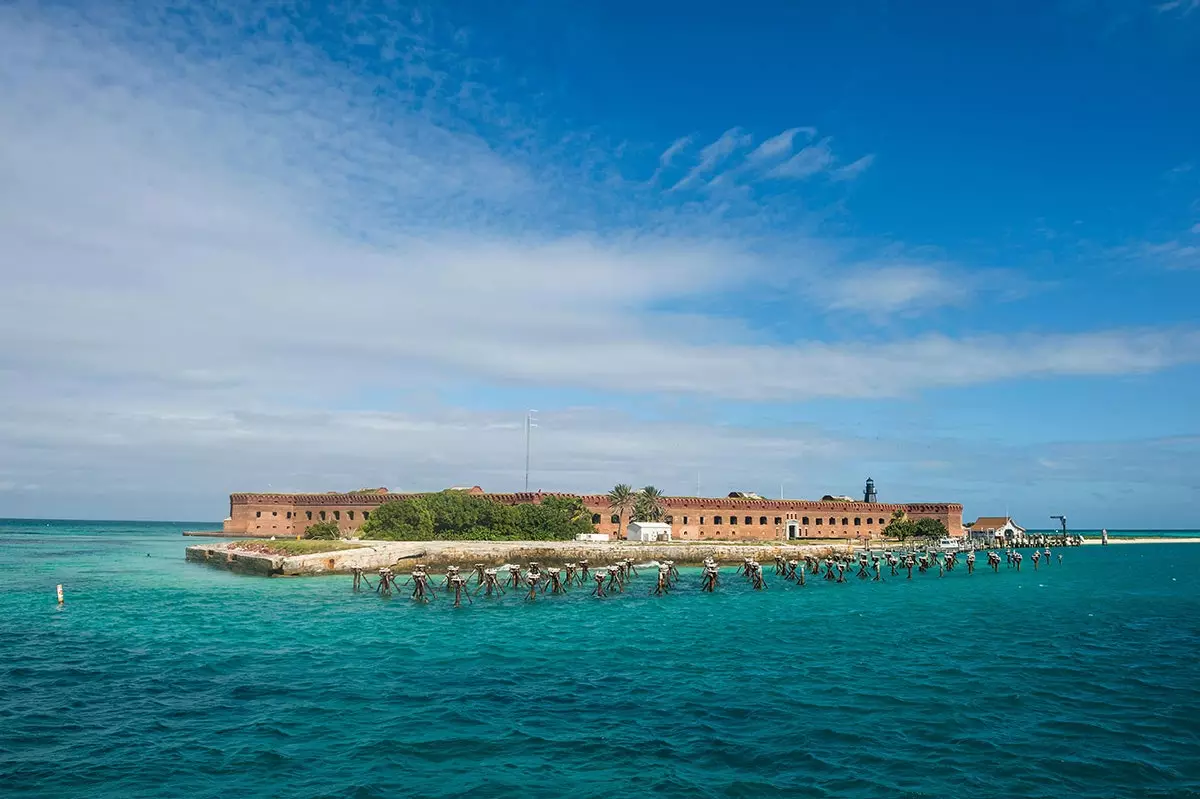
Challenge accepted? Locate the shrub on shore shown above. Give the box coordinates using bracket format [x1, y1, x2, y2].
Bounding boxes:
[360, 491, 594, 541]
[883, 510, 916, 541]
[304, 520, 342, 540]
[914, 517, 949, 540]
[883, 511, 949, 542]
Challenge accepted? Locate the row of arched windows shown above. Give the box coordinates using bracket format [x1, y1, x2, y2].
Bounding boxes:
[588, 512, 889, 528]
[254, 509, 371, 523]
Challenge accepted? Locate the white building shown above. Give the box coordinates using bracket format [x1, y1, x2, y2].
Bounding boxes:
[966, 516, 1026, 543]
[626, 521, 672, 542]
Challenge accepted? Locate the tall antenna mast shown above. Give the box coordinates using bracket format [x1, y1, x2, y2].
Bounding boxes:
[524, 410, 538, 492]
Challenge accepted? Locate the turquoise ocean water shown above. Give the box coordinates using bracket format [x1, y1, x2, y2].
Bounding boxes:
[2, 519, 1199, 798]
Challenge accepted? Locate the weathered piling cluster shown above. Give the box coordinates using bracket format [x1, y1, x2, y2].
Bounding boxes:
[349, 545, 1062, 606]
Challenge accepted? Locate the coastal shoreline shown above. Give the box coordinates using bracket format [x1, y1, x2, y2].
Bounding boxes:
[185, 536, 1200, 576]
[1081, 537, 1200, 545]
[186, 539, 856, 576]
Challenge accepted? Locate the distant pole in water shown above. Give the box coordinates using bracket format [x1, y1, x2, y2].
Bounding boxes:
[56, 584, 64, 605]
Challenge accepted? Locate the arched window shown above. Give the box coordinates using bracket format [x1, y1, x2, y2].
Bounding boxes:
[802, 516, 809, 525]
[334, 511, 341, 521]
[774, 516, 782, 524]
[319, 511, 326, 521]
[255, 511, 261, 518]
[271, 511, 277, 517]
[700, 516, 705, 524]
[854, 517, 861, 526]
[829, 517, 836, 525]
[610, 514, 619, 524]
[348, 511, 355, 521]
[759, 516, 768, 525]
[306, 511, 313, 520]
[841, 517, 849, 526]
[745, 516, 753, 525]
[683, 516, 689, 524]
[286, 511, 291, 519]
[714, 515, 723, 524]
[591, 514, 601, 525]
[363, 511, 370, 520]
[815, 518, 822, 525]
[730, 516, 737, 525]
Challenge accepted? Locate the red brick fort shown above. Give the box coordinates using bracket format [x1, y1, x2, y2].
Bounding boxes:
[223, 484, 963, 541]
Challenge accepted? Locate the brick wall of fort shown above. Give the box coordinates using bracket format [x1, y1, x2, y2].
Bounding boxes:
[224, 490, 963, 541]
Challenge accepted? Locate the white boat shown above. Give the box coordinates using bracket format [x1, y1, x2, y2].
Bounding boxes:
[938, 537, 964, 552]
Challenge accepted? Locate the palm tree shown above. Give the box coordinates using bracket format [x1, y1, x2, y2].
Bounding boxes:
[635, 485, 666, 523]
[607, 484, 635, 538]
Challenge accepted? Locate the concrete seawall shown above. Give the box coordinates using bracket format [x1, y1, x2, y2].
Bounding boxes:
[186, 539, 853, 577]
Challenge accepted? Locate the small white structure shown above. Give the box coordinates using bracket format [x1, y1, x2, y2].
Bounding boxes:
[967, 516, 1026, 543]
[626, 521, 672, 542]
[575, 533, 610, 542]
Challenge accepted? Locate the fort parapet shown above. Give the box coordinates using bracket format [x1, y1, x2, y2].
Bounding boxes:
[223, 488, 963, 542]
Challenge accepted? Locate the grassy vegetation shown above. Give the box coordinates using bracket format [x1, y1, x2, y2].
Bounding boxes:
[231, 539, 367, 556]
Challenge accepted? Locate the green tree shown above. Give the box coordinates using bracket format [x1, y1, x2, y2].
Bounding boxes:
[607, 484, 635, 537]
[914, 517, 949, 540]
[633, 485, 666, 522]
[882, 509, 918, 541]
[357, 491, 588, 542]
[304, 520, 342, 540]
[360, 497, 435, 540]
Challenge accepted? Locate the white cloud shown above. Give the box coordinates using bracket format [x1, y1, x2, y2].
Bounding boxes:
[745, 127, 813, 165]
[658, 135, 693, 167]
[819, 264, 972, 314]
[830, 154, 876, 181]
[1121, 240, 1200, 270]
[1155, 0, 1200, 14]
[3, 1, 1199, 520]
[646, 134, 693, 185]
[669, 127, 753, 190]
[765, 137, 837, 179]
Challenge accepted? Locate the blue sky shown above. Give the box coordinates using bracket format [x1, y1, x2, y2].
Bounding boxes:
[1, 0, 1198, 526]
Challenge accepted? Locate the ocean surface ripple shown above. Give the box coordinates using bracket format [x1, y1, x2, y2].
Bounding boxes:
[2, 520, 1199, 798]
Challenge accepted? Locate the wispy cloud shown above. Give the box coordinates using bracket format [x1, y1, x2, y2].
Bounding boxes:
[830, 154, 876, 182]
[1165, 161, 1195, 180]
[1155, 0, 1200, 14]
[669, 127, 753, 190]
[813, 261, 1035, 316]
[647, 134, 693, 184]
[818, 264, 972, 314]
[765, 137, 837, 179]
[745, 126, 815, 165]
[1111, 239, 1200, 270]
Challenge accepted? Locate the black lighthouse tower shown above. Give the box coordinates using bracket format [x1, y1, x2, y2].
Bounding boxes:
[863, 478, 878, 503]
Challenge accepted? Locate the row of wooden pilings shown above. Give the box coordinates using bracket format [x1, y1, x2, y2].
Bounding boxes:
[350, 546, 1060, 605]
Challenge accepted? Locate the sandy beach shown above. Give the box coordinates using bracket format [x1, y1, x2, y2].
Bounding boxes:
[1081, 537, 1200, 545]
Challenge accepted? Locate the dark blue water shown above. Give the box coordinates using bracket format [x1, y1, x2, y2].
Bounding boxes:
[2, 519, 1199, 798]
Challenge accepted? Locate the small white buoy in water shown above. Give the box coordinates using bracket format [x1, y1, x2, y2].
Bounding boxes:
[56, 584, 64, 604]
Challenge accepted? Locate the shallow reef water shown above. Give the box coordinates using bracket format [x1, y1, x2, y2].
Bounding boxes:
[2, 519, 1199, 798]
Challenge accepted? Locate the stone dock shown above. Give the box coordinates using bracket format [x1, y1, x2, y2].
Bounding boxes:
[185, 539, 851, 577]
